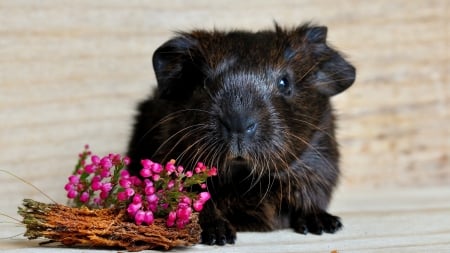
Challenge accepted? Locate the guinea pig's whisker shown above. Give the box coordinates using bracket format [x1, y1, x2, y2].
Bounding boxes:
[271, 149, 294, 210]
[154, 124, 206, 161]
[242, 159, 263, 197]
[137, 109, 204, 143]
[274, 139, 323, 208]
[186, 134, 223, 171]
[246, 152, 269, 199]
[173, 130, 210, 168]
[143, 108, 213, 161]
[200, 141, 226, 171]
[192, 136, 220, 161]
[298, 61, 321, 82]
[290, 118, 336, 141]
[285, 132, 335, 173]
[281, 145, 332, 213]
[258, 158, 275, 206]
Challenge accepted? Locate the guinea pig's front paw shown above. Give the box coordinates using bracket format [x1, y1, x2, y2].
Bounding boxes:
[292, 211, 342, 235]
[200, 217, 236, 245]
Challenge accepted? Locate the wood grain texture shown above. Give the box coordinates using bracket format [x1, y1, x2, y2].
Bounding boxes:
[2, 186, 449, 252]
[0, 0, 449, 251]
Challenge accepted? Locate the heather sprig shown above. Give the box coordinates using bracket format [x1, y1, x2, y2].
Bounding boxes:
[65, 145, 130, 208]
[64, 145, 216, 229]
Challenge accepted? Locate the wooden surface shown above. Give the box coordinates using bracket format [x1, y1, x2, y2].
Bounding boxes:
[2, 186, 449, 252]
[0, 0, 449, 252]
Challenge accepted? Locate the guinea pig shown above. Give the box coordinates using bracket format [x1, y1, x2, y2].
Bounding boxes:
[127, 23, 356, 245]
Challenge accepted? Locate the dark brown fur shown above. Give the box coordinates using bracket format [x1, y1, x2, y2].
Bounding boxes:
[127, 23, 356, 245]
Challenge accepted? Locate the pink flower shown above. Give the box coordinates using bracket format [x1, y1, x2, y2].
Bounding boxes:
[145, 185, 155, 195]
[152, 174, 160, 181]
[191, 192, 210, 212]
[175, 203, 192, 228]
[180, 196, 192, 205]
[68, 175, 80, 184]
[176, 215, 190, 229]
[140, 168, 152, 178]
[176, 203, 192, 220]
[92, 175, 101, 183]
[208, 167, 218, 176]
[127, 202, 142, 216]
[185, 171, 193, 178]
[117, 191, 128, 201]
[167, 211, 177, 227]
[64, 183, 74, 191]
[84, 164, 95, 174]
[146, 194, 158, 204]
[132, 194, 142, 204]
[120, 169, 130, 178]
[100, 190, 109, 200]
[141, 159, 153, 169]
[151, 163, 163, 174]
[130, 176, 142, 186]
[134, 210, 145, 225]
[143, 179, 153, 187]
[80, 192, 90, 203]
[197, 162, 204, 168]
[91, 181, 102, 191]
[123, 157, 131, 166]
[193, 200, 204, 212]
[195, 162, 205, 173]
[67, 190, 78, 199]
[100, 157, 113, 169]
[125, 188, 135, 197]
[100, 168, 111, 178]
[165, 160, 176, 174]
[119, 178, 131, 188]
[144, 211, 154, 224]
[91, 155, 100, 165]
[198, 192, 211, 203]
[148, 202, 158, 213]
[167, 180, 175, 189]
[76, 183, 85, 192]
[111, 154, 122, 165]
[100, 183, 112, 194]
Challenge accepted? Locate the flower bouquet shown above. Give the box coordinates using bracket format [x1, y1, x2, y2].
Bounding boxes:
[18, 145, 217, 251]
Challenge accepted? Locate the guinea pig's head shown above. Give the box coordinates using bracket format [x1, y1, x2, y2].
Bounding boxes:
[152, 24, 355, 179]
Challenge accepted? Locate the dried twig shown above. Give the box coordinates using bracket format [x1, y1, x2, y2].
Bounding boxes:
[18, 199, 201, 251]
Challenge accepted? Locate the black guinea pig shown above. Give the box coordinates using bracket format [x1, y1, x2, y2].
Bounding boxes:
[127, 23, 356, 245]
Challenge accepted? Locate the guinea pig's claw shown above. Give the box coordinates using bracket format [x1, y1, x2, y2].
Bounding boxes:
[292, 211, 342, 235]
[200, 219, 236, 246]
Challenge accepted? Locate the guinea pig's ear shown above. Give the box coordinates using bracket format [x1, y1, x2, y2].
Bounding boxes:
[152, 35, 204, 99]
[303, 26, 356, 96]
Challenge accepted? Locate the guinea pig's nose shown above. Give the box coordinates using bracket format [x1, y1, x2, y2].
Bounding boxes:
[220, 113, 257, 138]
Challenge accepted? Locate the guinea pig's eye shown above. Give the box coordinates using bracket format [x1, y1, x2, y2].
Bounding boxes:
[277, 76, 291, 96]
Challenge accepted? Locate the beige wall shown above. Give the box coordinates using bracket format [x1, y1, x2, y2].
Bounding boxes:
[0, 1, 448, 205]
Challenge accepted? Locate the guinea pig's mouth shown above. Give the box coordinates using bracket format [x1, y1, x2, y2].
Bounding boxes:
[225, 156, 258, 180]
[226, 156, 251, 169]
[230, 156, 246, 164]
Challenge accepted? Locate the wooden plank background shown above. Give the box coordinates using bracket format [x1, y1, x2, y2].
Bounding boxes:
[1, 0, 448, 194]
[0, 0, 447, 205]
[0, 1, 449, 252]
